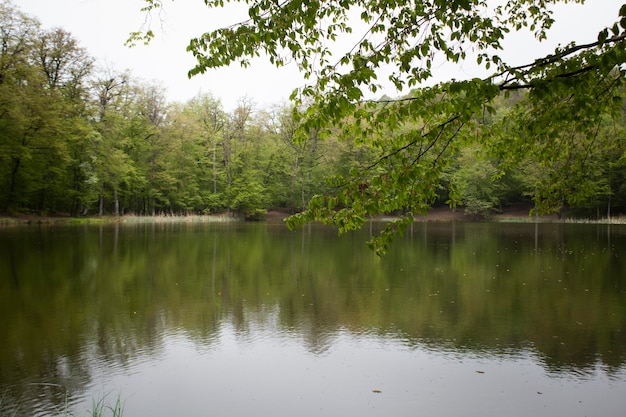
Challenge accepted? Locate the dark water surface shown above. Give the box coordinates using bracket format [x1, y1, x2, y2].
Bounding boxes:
[1, 222, 625, 417]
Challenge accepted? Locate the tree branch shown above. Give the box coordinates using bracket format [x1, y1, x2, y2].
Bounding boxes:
[495, 32, 626, 82]
[364, 114, 462, 171]
[371, 32, 626, 101]
[498, 64, 598, 90]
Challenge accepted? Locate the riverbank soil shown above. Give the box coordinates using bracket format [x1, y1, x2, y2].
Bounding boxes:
[265, 204, 558, 222]
[1, 204, 557, 226]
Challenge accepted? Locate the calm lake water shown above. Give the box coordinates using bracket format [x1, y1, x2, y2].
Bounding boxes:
[1, 221, 625, 417]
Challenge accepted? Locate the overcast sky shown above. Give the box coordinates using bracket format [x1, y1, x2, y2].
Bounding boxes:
[16, 0, 624, 110]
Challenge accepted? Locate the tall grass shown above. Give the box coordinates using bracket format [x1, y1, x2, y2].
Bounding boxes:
[0, 391, 20, 417]
[0, 213, 241, 227]
[560, 216, 626, 224]
[120, 213, 240, 224]
[86, 394, 124, 417]
[495, 215, 626, 225]
[0, 391, 124, 417]
[53, 392, 124, 417]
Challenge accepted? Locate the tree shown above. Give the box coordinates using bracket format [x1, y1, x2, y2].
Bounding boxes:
[255, 105, 296, 210]
[0, 2, 95, 214]
[184, 93, 227, 212]
[449, 146, 503, 218]
[524, 109, 626, 218]
[221, 97, 255, 214]
[31, 28, 94, 213]
[90, 70, 135, 216]
[260, 104, 331, 212]
[133, 0, 626, 253]
[0, 3, 41, 212]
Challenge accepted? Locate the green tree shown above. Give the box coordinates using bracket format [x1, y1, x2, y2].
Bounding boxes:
[0, 3, 41, 212]
[219, 97, 265, 216]
[484, 86, 626, 219]
[161, 102, 217, 214]
[183, 93, 227, 212]
[260, 104, 331, 212]
[0, 2, 95, 214]
[450, 146, 504, 218]
[134, 0, 626, 253]
[90, 70, 137, 216]
[127, 82, 171, 215]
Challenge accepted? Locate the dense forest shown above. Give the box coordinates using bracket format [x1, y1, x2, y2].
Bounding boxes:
[1, 1, 625, 220]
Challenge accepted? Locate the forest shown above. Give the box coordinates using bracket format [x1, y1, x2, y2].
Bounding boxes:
[1, 1, 625, 221]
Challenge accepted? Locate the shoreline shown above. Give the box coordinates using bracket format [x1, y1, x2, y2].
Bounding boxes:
[2, 206, 625, 227]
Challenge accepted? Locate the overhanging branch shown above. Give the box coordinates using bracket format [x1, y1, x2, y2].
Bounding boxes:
[371, 32, 626, 102]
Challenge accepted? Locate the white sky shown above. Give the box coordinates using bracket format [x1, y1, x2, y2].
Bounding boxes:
[15, 0, 624, 111]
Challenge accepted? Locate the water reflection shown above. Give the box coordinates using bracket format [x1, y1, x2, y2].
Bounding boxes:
[0, 222, 624, 416]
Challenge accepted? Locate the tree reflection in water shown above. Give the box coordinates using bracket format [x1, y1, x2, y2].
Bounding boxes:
[0, 222, 624, 416]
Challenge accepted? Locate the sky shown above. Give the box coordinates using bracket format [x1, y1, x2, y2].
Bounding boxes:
[16, 0, 624, 111]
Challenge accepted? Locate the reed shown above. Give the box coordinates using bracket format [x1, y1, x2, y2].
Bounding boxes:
[0, 392, 20, 417]
[560, 216, 626, 225]
[54, 392, 124, 417]
[0, 390, 125, 417]
[120, 213, 240, 224]
[495, 215, 626, 225]
[0, 213, 242, 227]
[86, 394, 124, 417]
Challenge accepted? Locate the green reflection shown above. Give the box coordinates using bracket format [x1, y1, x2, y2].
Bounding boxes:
[0, 222, 624, 415]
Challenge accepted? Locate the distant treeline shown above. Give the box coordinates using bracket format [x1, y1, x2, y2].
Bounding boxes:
[1, 1, 625, 219]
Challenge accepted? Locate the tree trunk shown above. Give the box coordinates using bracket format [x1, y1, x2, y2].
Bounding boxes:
[98, 184, 104, 216]
[5, 157, 21, 212]
[213, 142, 218, 194]
[71, 166, 81, 217]
[301, 130, 319, 210]
[290, 155, 300, 212]
[113, 187, 119, 216]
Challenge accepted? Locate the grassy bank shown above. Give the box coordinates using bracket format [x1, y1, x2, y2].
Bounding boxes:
[0, 213, 241, 227]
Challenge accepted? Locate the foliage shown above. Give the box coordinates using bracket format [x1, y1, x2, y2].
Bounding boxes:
[450, 147, 505, 218]
[131, 0, 626, 253]
[1, 1, 626, 252]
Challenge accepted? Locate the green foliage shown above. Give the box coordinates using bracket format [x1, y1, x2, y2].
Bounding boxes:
[450, 147, 505, 218]
[2, 1, 626, 250]
[129, 0, 626, 251]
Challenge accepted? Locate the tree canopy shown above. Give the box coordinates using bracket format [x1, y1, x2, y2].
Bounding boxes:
[1, 1, 625, 255]
[132, 0, 626, 253]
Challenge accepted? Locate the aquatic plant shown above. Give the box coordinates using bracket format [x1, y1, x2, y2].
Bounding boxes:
[53, 393, 124, 417]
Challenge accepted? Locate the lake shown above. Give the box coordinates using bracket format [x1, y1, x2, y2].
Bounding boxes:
[1, 221, 625, 417]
